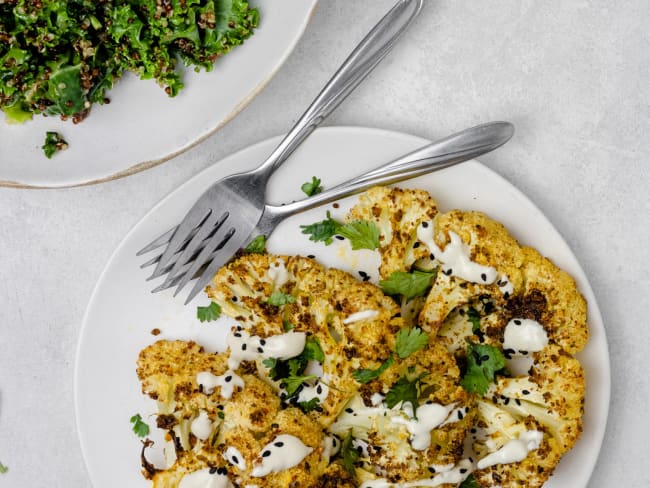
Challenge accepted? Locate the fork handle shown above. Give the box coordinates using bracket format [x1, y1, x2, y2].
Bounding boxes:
[256, 0, 423, 176]
[262, 122, 515, 226]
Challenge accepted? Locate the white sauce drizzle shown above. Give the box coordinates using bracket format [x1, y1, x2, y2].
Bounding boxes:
[227, 330, 306, 370]
[190, 410, 212, 441]
[370, 393, 385, 406]
[417, 222, 497, 284]
[391, 402, 458, 450]
[297, 375, 330, 404]
[178, 468, 234, 488]
[223, 446, 247, 471]
[343, 309, 379, 324]
[251, 434, 313, 477]
[322, 435, 341, 460]
[196, 370, 244, 399]
[268, 260, 290, 287]
[503, 319, 548, 354]
[477, 430, 543, 469]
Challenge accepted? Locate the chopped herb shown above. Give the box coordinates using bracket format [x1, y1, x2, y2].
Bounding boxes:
[467, 307, 481, 333]
[196, 302, 222, 322]
[340, 430, 360, 476]
[266, 291, 296, 307]
[303, 338, 325, 363]
[217, 411, 225, 420]
[395, 327, 428, 359]
[245, 235, 266, 254]
[300, 211, 342, 245]
[385, 373, 426, 410]
[337, 220, 380, 250]
[298, 397, 321, 412]
[459, 475, 480, 488]
[379, 269, 437, 301]
[42, 131, 68, 158]
[282, 320, 295, 331]
[130, 413, 150, 438]
[353, 356, 394, 384]
[301, 176, 323, 196]
[461, 343, 507, 396]
[0, 462, 7, 474]
[281, 374, 317, 396]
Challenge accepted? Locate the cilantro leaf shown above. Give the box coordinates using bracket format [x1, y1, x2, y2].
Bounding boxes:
[301, 176, 323, 197]
[467, 307, 481, 333]
[0, 462, 7, 474]
[300, 211, 342, 245]
[459, 475, 480, 488]
[196, 302, 222, 322]
[130, 413, 150, 438]
[245, 235, 266, 254]
[385, 374, 425, 409]
[298, 397, 321, 412]
[281, 374, 317, 396]
[217, 411, 225, 420]
[283, 320, 295, 331]
[267, 291, 296, 307]
[461, 343, 507, 396]
[379, 269, 437, 300]
[340, 430, 360, 476]
[303, 339, 325, 363]
[337, 220, 380, 250]
[395, 327, 428, 359]
[352, 356, 394, 384]
[43, 131, 68, 158]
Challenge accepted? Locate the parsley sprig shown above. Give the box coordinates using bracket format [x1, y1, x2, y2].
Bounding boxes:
[467, 307, 481, 333]
[0, 462, 8, 474]
[340, 430, 360, 476]
[301, 176, 323, 197]
[197, 302, 222, 322]
[300, 212, 380, 250]
[385, 373, 426, 409]
[379, 269, 437, 301]
[245, 235, 266, 254]
[266, 291, 296, 306]
[353, 326, 428, 384]
[461, 343, 507, 395]
[130, 413, 150, 438]
[459, 475, 480, 488]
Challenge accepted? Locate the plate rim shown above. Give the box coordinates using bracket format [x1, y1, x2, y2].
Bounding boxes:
[74, 125, 610, 487]
[0, 0, 319, 190]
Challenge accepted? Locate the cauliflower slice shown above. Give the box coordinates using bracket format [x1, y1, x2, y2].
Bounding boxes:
[347, 186, 438, 278]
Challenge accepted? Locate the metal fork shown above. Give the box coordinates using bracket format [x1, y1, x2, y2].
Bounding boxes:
[138, 0, 424, 298]
[139, 121, 515, 301]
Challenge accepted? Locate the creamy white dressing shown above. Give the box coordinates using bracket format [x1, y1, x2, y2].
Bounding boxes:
[251, 434, 313, 477]
[497, 273, 514, 297]
[503, 319, 548, 354]
[391, 402, 457, 450]
[196, 370, 244, 399]
[370, 393, 385, 406]
[268, 260, 290, 287]
[477, 430, 543, 469]
[359, 459, 473, 488]
[178, 468, 234, 488]
[343, 309, 379, 324]
[296, 375, 330, 404]
[223, 446, 247, 470]
[322, 435, 341, 460]
[303, 359, 324, 377]
[190, 410, 212, 441]
[227, 330, 306, 370]
[417, 223, 497, 284]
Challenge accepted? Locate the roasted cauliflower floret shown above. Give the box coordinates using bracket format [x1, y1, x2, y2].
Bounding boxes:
[347, 186, 438, 278]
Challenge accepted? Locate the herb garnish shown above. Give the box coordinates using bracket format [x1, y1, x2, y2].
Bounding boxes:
[340, 430, 360, 476]
[130, 413, 150, 438]
[395, 327, 428, 359]
[467, 307, 481, 333]
[379, 269, 437, 301]
[461, 343, 507, 396]
[385, 373, 426, 409]
[42, 131, 68, 158]
[300, 212, 380, 250]
[266, 291, 296, 307]
[245, 235, 266, 254]
[197, 302, 222, 322]
[0, 462, 7, 474]
[301, 176, 323, 196]
[459, 475, 480, 488]
[353, 356, 394, 384]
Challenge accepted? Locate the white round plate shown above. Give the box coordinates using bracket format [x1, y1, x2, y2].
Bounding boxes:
[0, 0, 317, 189]
[75, 127, 609, 488]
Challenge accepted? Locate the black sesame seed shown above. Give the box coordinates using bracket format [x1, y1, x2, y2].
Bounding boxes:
[460, 468, 468, 474]
[519, 350, 528, 355]
[481, 273, 487, 281]
[516, 399, 522, 406]
[470, 428, 477, 434]
[262, 450, 271, 458]
[504, 397, 510, 405]
[241, 344, 247, 351]
[217, 405, 224, 410]
[316, 385, 323, 394]
[457, 410, 464, 420]
[413, 242, 420, 249]
[274, 441, 284, 447]
[225, 375, 232, 382]
[335, 235, 345, 241]
[356, 446, 363, 454]
[359, 271, 369, 278]
[522, 389, 530, 395]
[232, 456, 239, 464]
[428, 467, 436, 473]
[345, 408, 353, 413]
[232, 296, 238, 302]
[234, 332, 241, 337]
[422, 222, 429, 228]
[209, 467, 218, 474]
[307, 254, 315, 259]
[504, 292, 510, 299]
[260, 339, 266, 345]
[514, 319, 522, 325]
[444, 268, 453, 276]
[218, 467, 227, 475]
[430, 253, 435, 260]
[257, 347, 264, 353]
[469, 457, 474, 463]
